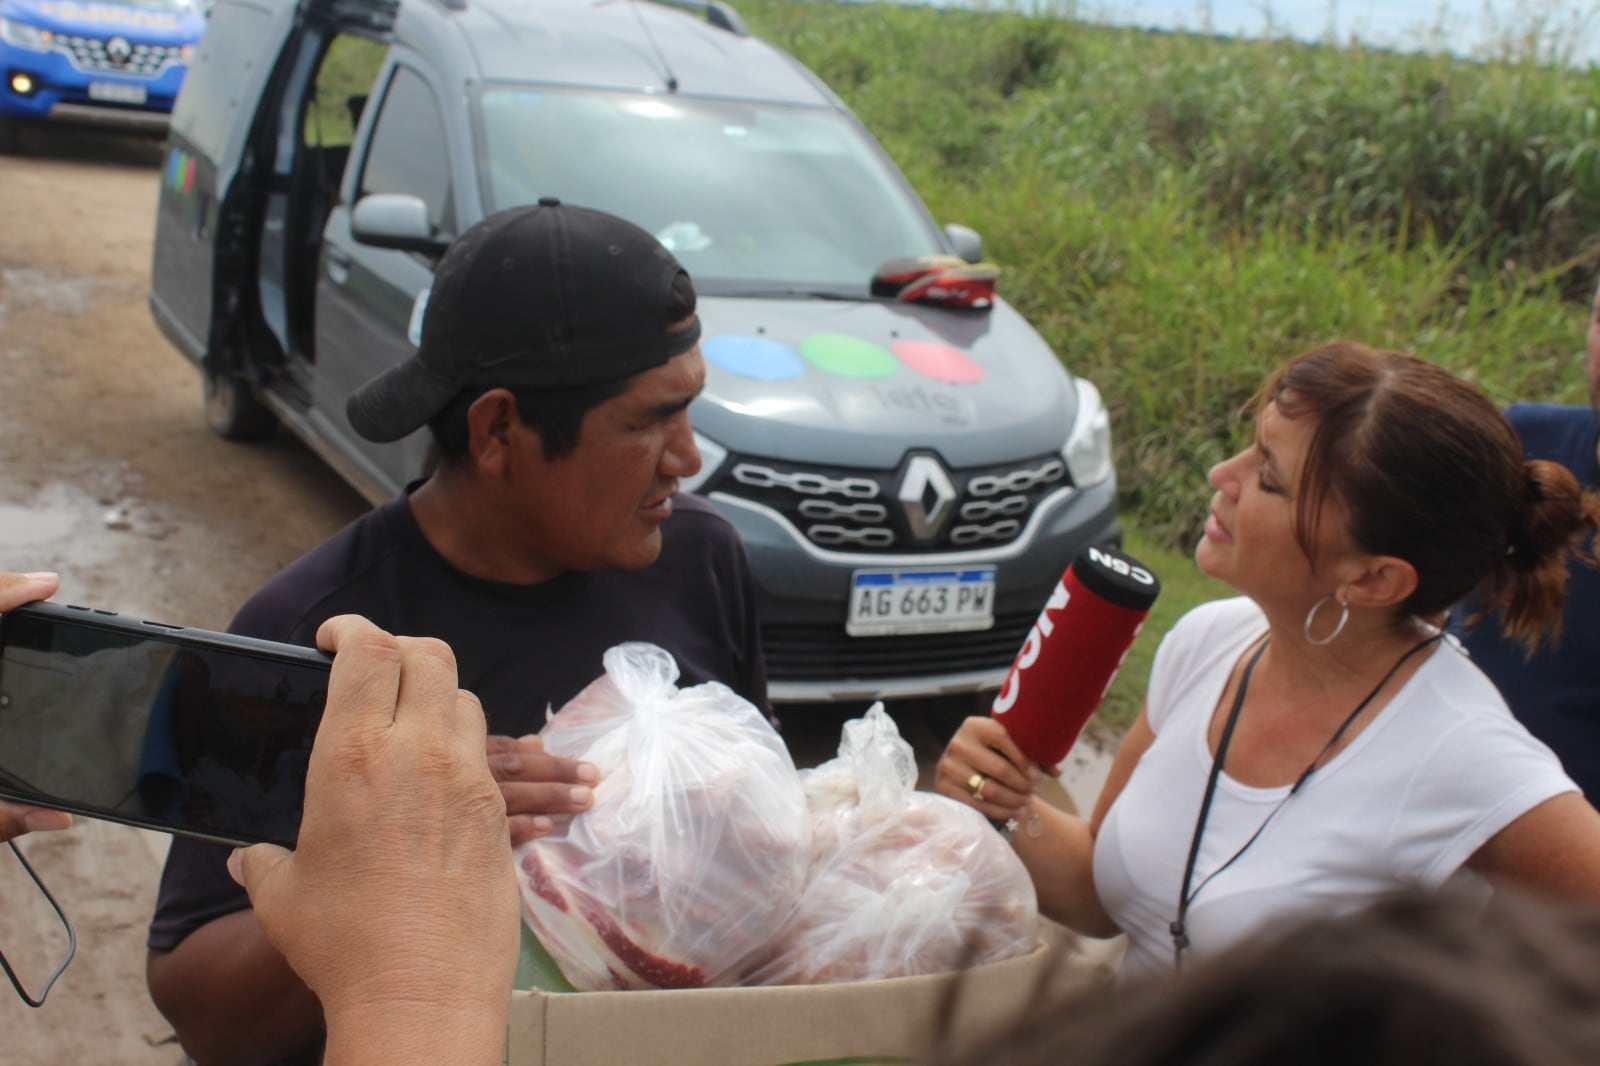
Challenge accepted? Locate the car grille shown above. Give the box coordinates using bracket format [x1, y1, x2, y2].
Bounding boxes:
[763, 610, 1033, 681]
[57, 36, 184, 78]
[712, 452, 1070, 552]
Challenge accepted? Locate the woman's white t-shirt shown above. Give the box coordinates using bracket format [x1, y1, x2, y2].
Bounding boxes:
[1093, 597, 1576, 981]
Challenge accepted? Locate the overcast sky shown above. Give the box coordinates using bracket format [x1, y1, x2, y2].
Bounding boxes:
[1083, 0, 1599, 63]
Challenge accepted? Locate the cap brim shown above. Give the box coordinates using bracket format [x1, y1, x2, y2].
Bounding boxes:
[345, 355, 461, 443]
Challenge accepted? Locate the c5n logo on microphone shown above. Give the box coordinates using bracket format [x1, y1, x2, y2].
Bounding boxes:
[1087, 546, 1156, 585]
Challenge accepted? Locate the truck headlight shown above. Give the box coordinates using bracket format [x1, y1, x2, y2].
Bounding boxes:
[0, 18, 52, 51]
[679, 432, 727, 494]
[1062, 377, 1114, 488]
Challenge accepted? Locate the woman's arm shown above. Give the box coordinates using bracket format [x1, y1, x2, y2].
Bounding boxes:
[935, 707, 1157, 936]
[1468, 792, 1600, 900]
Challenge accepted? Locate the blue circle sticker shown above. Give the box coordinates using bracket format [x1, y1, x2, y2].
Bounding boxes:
[704, 335, 805, 381]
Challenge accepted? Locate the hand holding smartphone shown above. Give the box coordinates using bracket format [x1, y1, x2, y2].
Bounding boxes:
[0, 602, 332, 847]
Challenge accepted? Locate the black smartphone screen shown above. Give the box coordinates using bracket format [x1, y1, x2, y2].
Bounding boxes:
[0, 605, 330, 847]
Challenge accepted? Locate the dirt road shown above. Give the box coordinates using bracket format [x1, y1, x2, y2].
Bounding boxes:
[0, 125, 1116, 1063]
[0, 126, 367, 1063]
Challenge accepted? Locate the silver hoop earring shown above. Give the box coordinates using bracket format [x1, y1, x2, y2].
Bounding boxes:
[1304, 594, 1349, 646]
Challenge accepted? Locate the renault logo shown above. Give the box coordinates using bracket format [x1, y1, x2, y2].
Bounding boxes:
[106, 36, 133, 64]
[899, 455, 956, 541]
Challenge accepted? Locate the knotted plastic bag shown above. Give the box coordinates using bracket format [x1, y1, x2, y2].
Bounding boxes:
[513, 643, 810, 990]
[750, 703, 1039, 985]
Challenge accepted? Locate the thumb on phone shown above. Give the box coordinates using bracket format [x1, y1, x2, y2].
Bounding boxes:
[228, 843, 292, 907]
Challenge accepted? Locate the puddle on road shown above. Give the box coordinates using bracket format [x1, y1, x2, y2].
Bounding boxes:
[0, 265, 107, 321]
[0, 497, 77, 547]
[0, 481, 181, 617]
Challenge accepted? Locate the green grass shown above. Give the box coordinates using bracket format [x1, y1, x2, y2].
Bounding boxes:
[738, 0, 1597, 527]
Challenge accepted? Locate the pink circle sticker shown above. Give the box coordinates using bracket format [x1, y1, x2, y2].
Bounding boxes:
[891, 340, 985, 384]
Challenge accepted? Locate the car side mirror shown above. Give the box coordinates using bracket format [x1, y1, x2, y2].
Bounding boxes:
[350, 194, 451, 256]
[943, 223, 983, 264]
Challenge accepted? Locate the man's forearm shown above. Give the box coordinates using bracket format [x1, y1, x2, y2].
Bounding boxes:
[147, 909, 325, 1065]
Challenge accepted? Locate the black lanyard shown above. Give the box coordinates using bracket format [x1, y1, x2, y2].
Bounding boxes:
[1170, 632, 1441, 969]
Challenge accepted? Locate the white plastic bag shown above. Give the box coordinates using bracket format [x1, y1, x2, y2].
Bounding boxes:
[513, 643, 810, 990]
[750, 703, 1040, 985]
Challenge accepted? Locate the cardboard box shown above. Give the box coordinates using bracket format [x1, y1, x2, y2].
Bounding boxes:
[507, 941, 1054, 1066]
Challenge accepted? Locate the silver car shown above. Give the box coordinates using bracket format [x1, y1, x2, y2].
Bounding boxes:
[148, 0, 1121, 705]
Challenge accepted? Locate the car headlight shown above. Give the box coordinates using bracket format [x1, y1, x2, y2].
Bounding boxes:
[0, 18, 52, 51]
[679, 431, 727, 494]
[1062, 376, 1114, 488]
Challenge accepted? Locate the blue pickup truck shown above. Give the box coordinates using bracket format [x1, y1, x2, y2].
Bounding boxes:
[0, 0, 205, 147]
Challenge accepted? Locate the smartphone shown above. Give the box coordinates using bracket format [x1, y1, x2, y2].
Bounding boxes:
[0, 601, 332, 848]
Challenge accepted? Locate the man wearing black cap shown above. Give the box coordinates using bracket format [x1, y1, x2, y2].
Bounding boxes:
[145, 201, 768, 1065]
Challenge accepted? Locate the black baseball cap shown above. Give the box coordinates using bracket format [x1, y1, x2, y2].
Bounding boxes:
[346, 198, 701, 443]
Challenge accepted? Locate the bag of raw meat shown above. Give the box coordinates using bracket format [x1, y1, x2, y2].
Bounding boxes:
[513, 643, 810, 990]
[750, 703, 1039, 985]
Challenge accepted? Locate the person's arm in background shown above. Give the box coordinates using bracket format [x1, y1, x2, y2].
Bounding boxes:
[0, 571, 74, 843]
[230, 614, 517, 1066]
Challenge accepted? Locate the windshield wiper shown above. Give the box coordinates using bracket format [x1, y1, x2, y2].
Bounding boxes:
[712, 287, 861, 301]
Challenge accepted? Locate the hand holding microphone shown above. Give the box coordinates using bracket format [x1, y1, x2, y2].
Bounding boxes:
[939, 546, 1158, 834]
[938, 546, 1158, 824]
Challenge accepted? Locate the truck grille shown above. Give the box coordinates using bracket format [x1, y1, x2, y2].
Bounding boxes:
[712, 452, 1069, 552]
[763, 610, 1034, 681]
[58, 36, 185, 78]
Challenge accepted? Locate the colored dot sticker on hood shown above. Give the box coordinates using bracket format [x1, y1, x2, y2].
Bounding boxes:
[891, 340, 985, 384]
[800, 333, 899, 379]
[703, 335, 805, 381]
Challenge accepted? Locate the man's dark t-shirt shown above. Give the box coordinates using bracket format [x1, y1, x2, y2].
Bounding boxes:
[148, 489, 767, 1061]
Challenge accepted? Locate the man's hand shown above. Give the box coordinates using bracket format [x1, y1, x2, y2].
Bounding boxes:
[0, 571, 73, 843]
[486, 734, 597, 846]
[227, 615, 518, 1064]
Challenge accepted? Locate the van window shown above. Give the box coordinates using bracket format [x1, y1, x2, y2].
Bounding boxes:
[305, 35, 386, 153]
[358, 66, 457, 240]
[475, 88, 940, 292]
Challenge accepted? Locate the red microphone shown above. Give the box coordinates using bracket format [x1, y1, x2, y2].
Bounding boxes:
[991, 545, 1160, 767]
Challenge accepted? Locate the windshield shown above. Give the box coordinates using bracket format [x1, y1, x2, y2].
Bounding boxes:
[475, 88, 945, 295]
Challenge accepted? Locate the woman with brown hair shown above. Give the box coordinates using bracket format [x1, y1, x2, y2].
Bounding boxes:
[938, 341, 1600, 979]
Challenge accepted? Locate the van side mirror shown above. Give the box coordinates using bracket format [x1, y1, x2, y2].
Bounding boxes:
[350, 194, 450, 256]
[943, 223, 983, 264]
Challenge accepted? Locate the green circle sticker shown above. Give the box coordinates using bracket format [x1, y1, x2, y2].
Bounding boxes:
[799, 333, 899, 379]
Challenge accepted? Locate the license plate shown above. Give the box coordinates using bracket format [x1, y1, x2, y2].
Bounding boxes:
[847, 567, 996, 637]
[88, 81, 147, 105]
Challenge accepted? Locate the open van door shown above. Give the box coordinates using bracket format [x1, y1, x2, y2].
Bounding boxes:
[147, 0, 396, 438]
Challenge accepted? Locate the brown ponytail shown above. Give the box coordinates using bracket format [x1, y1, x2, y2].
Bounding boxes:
[1468, 460, 1600, 651]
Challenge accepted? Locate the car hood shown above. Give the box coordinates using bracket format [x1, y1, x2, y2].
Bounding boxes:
[690, 294, 1077, 470]
[6, 0, 205, 42]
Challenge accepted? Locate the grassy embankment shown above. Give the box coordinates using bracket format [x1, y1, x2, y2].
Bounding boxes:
[739, 0, 1600, 732]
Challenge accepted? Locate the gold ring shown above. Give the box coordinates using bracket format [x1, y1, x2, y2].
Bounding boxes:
[968, 772, 987, 801]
